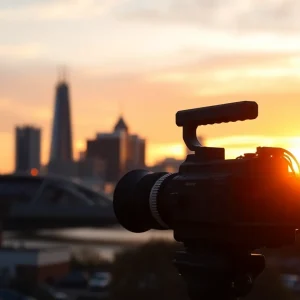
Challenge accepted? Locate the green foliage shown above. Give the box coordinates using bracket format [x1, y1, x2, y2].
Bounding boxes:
[110, 239, 189, 300]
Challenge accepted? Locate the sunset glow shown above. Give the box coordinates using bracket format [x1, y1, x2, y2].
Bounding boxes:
[146, 136, 300, 166]
[1, 1, 300, 172]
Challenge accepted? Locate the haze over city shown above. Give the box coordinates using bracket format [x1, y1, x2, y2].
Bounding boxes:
[2, 0, 300, 172]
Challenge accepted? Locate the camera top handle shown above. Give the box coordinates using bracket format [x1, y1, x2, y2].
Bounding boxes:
[176, 101, 258, 151]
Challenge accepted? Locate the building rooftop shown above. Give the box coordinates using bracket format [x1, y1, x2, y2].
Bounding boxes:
[113, 116, 128, 132]
[96, 131, 126, 139]
[16, 125, 41, 131]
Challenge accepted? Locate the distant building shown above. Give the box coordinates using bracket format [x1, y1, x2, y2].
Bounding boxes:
[87, 130, 128, 183]
[39, 165, 48, 176]
[149, 157, 183, 173]
[0, 247, 70, 284]
[49, 79, 73, 164]
[77, 157, 105, 178]
[47, 157, 106, 189]
[127, 134, 146, 169]
[47, 160, 77, 178]
[114, 116, 128, 134]
[79, 151, 86, 161]
[86, 116, 146, 183]
[76, 157, 106, 191]
[15, 126, 41, 174]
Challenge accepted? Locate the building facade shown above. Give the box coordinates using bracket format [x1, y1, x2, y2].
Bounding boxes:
[127, 134, 146, 169]
[86, 116, 146, 183]
[149, 157, 183, 173]
[47, 160, 77, 177]
[0, 247, 70, 284]
[49, 80, 73, 164]
[15, 126, 41, 173]
[76, 157, 106, 191]
[87, 131, 128, 183]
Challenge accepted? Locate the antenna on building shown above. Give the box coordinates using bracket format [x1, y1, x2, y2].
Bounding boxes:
[118, 99, 124, 117]
[57, 65, 68, 83]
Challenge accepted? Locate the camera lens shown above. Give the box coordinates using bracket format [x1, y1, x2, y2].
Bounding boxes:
[113, 170, 173, 233]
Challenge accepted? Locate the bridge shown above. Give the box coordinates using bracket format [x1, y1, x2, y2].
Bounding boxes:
[0, 174, 118, 230]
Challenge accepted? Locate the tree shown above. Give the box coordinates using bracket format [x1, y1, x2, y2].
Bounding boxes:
[110, 240, 297, 300]
[110, 240, 189, 300]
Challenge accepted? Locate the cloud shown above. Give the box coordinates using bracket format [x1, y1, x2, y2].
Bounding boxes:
[0, 96, 54, 171]
[4, 0, 298, 34]
[145, 51, 300, 97]
[0, 43, 43, 60]
[118, 0, 300, 33]
[79, 51, 300, 85]
[0, 99, 23, 133]
[0, 97, 51, 132]
[0, 0, 126, 21]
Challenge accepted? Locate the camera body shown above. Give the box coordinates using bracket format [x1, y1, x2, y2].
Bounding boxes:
[160, 146, 299, 249]
[113, 101, 300, 251]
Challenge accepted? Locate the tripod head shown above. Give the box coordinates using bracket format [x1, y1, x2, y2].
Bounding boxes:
[113, 101, 300, 299]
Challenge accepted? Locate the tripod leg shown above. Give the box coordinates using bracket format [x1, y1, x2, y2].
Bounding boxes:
[173, 249, 265, 300]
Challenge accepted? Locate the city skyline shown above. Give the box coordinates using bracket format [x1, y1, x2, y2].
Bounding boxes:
[1, 1, 300, 172]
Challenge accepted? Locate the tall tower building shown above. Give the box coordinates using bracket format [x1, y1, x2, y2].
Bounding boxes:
[15, 126, 41, 173]
[49, 77, 73, 163]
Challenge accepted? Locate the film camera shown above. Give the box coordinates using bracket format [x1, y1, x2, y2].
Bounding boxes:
[113, 101, 300, 300]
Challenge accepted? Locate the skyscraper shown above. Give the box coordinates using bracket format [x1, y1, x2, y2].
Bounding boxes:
[127, 135, 146, 169]
[49, 79, 73, 163]
[86, 116, 129, 182]
[86, 115, 146, 182]
[15, 126, 41, 173]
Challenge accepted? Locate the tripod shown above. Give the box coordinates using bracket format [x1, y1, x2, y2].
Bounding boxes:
[173, 243, 265, 300]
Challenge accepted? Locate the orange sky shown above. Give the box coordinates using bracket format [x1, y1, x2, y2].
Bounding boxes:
[1, 0, 300, 173]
